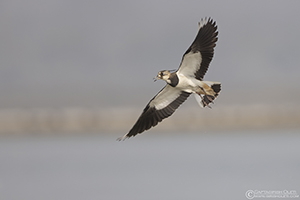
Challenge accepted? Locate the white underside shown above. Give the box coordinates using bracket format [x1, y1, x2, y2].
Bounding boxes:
[176, 74, 220, 108]
[149, 75, 207, 111]
[176, 73, 206, 93]
[176, 73, 207, 108]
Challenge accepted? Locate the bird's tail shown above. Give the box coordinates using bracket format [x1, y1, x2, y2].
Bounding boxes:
[194, 81, 221, 108]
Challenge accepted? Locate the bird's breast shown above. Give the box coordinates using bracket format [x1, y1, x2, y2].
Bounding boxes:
[175, 74, 198, 93]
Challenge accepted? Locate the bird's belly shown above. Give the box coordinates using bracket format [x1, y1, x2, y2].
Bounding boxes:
[176, 75, 202, 93]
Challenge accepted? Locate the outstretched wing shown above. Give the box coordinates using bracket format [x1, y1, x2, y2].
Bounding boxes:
[177, 18, 218, 80]
[118, 85, 190, 140]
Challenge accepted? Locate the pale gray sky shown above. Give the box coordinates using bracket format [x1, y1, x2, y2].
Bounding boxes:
[1, 0, 300, 109]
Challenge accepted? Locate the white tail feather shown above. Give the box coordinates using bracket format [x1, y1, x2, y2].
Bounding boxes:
[194, 93, 205, 108]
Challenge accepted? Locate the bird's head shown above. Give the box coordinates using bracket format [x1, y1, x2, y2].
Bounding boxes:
[154, 70, 171, 82]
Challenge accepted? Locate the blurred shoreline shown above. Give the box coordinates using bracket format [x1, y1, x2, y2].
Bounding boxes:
[0, 104, 299, 135]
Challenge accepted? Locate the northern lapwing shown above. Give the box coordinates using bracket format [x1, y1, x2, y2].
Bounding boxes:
[118, 18, 221, 140]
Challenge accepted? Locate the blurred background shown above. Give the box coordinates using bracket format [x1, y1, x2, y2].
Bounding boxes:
[0, 0, 299, 200]
[0, 0, 300, 133]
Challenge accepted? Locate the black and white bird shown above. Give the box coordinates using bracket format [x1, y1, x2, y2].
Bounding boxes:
[118, 18, 221, 141]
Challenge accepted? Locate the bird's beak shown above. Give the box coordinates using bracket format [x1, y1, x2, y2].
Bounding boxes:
[153, 75, 160, 82]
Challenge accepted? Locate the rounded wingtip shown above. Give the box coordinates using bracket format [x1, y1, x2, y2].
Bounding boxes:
[198, 17, 216, 28]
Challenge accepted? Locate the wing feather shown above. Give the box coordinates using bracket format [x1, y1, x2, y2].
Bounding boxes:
[121, 85, 190, 139]
[177, 18, 218, 80]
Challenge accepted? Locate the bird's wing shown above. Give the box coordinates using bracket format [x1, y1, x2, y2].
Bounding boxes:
[118, 85, 190, 140]
[177, 18, 218, 80]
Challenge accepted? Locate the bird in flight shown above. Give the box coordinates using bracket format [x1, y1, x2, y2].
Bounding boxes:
[118, 18, 221, 141]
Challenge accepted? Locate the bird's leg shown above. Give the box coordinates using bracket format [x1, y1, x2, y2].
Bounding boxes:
[197, 87, 213, 108]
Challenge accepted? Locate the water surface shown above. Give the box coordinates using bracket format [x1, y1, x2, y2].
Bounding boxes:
[1, 130, 299, 200]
